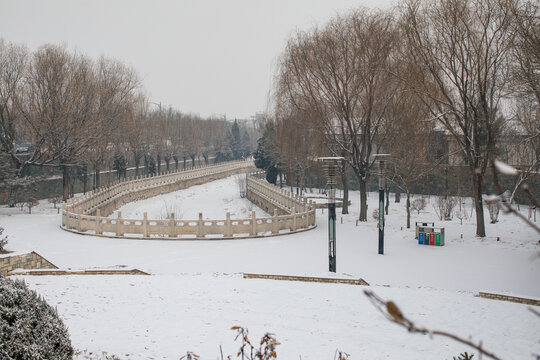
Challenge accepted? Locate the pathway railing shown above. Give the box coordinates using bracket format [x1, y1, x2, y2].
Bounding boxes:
[61, 163, 316, 239]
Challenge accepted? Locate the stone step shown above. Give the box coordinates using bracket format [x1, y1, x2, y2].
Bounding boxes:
[243, 273, 369, 286]
[9, 268, 150, 276]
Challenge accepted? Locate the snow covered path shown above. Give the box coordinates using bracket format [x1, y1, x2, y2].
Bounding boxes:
[1, 178, 539, 359]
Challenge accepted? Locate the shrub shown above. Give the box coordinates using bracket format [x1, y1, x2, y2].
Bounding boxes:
[0, 277, 73, 360]
[453, 352, 474, 360]
[160, 200, 182, 220]
[25, 197, 39, 214]
[488, 202, 500, 224]
[236, 175, 247, 198]
[0, 227, 7, 252]
[411, 198, 426, 214]
[433, 196, 457, 221]
[48, 195, 62, 209]
[372, 208, 379, 221]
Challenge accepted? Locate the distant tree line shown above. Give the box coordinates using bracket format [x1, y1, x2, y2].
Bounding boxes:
[255, 0, 539, 237]
[0, 40, 257, 205]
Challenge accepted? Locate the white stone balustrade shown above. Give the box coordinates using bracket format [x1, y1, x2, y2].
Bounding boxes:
[61, 163, 316, 240]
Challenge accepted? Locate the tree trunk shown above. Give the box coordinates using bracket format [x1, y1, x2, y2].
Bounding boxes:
[406, 191, 411, 229]
[183, 156, 186, 170]
[341, 167, 349, 215]
[395, 188, 401, 203]
[190, 155, 195, 168]
[157, 154, 161, 174]
[7, 162, 23, 207]
[95, 165, 101, 189]
[385, 186, 390, 215]
[144, 156, 149, 175]
[134, 155, 140, 177]
[82, 167, 88, 194]
[62, 165, 70, 201]
[359, 178, 367, 221]
[473, 173, 486, 237]
[165, 158, 170, 172]
[7, 186, 18, 207]
[300, 171, 306, 196]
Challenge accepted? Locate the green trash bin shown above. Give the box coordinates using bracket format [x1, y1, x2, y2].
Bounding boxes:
[435, 233, 441, 246]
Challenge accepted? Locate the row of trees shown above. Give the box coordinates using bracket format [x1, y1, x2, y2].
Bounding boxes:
[0, 40, 256, 204]
[259, 0, 538, 237]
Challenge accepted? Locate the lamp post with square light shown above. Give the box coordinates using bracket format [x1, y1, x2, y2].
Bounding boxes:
[318, 157, 344, 272]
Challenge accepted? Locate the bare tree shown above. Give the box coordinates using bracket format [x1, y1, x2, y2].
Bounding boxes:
[506, 1, 540, 204]
[124, 94, 147, 177]
[93, 56, 141, 185]
[274, 105, 321, 196]
[510, 0, 540, 105]
[386, 59, 436, 228]
[19, 45, 99, 201]
[275, 10, 397, 220]
[181, 115, 202, 168]
[402, 0, 515, 237]
[0, 39, 42, 206]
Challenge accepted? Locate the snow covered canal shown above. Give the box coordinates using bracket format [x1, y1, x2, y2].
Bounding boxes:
[111, 175, 270, 220]
[2, 177, 539, 359]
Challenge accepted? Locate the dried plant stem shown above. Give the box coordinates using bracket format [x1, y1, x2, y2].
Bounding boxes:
[364, 290, 504, 360]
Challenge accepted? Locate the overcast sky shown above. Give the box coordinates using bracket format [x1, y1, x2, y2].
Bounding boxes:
[0, 0, 395, 119]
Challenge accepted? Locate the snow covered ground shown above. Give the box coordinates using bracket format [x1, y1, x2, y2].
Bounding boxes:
[1, 176, 539, 359]
[112, 175, 269, 220]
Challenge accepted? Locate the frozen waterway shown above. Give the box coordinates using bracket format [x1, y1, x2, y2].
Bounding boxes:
[112, 175, 270, 220]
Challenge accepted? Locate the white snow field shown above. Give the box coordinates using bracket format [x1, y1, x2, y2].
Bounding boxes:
[112, 175, 270, 220]
[1, 175, 539, 359]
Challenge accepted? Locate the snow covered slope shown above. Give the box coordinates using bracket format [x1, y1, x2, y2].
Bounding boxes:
[1, 176, 538, 359]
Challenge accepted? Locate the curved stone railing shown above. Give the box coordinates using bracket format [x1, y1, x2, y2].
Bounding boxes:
[61, 163, 316, 240]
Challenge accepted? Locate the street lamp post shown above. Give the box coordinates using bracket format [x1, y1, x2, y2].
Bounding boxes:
[374, 154, 390, 255]
[318, 157, 344, 272]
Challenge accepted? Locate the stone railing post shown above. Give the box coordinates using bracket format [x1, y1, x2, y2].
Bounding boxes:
[61, 203, 66, 227]
[77, 207, 82, 231]
[169, 213, 175, 238]
[198, 212, 204, 238]
[96, 209, 102, 235]
[251, 210, 257, 236]
[292, 207, 297, 232]
[225, 212, 232, 237]
[272, 209, 278, 234]
[143, 212, 148, 237]
[116, 211, 123, 236]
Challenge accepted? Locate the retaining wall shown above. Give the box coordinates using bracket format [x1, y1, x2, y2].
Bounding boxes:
[0, 251, 58, 275]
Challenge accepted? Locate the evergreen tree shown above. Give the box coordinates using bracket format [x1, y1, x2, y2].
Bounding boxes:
[230, 120, 241, 159]
[0, 277, 73, 359]
[240, 130, 251, 158]
[113, 153, 127, 179]
[0, 227, 7, 252]
[215, 148, 233, 163]
[254, 122, 279, 184]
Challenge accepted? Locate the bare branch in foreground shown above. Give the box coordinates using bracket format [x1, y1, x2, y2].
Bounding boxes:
[363, 290, 504, 360]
